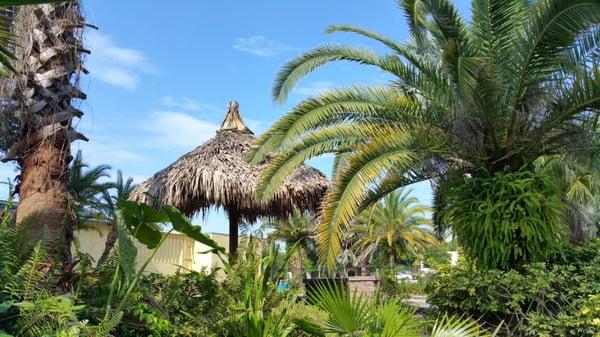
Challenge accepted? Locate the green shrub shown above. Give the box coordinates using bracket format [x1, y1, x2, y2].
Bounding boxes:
[137, 270, 234, 337]
[444, 169, 567, 270]
[425, 240, 600, 336]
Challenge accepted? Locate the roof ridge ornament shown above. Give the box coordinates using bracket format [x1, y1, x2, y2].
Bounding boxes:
[220, 100, 253, 134]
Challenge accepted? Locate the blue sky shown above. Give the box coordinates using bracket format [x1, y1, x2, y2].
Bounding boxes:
[0, 0, 471, 233]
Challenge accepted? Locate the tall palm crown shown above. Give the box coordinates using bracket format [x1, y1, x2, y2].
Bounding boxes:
[68, 150, 111, 221]
[248, 0, 600, 267]
[97, 169, 135, 266]
[267, 208, 315, 247]
[266, 208, 317, 275]
[353, 189, 437, 267]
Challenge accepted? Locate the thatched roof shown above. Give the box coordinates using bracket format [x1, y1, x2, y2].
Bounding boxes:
[129, 101, 329, 222]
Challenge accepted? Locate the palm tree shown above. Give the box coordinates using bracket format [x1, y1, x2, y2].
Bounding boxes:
[66, 150, 110, 267]
[265, 208, 317, 279]
[97, 170, 135, 267]
[248, 0, 600, 268]
[0, 1, 88, 259]
[352, 189, 437, 269]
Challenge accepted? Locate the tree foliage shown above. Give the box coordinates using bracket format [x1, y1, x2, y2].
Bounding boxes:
[248, 0, 600, 268]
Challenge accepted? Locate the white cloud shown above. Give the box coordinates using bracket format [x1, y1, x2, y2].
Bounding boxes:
[160, 96, 220, 113]
[293, 81, 335, 97]
[139, 111, 219, 150]
[73, 139, 144, 168]
[86, 30, 157, 91]
[232, 35, 295, 56]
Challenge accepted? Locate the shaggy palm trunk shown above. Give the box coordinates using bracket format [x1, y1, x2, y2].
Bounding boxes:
[97, 221, 117, 266]
[3, 3, 88, 262]
[291, 247, 303, 280]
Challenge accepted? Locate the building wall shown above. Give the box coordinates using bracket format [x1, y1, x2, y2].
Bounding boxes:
[74, 224, 229, 276]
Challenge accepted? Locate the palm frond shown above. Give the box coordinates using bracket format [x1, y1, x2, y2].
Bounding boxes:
[317, 130, 437, 268]
[248, 86, 421, 164]
[513, 0, 600, 104]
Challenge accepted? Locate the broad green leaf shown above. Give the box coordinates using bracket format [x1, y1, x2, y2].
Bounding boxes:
[163, 205, 225, 254]
[116, 205, 162, 249]
[116, 217, 137, 277]
[0, 300, 14, 314]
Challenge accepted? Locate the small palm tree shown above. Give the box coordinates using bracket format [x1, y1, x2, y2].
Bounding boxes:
[248, 0, 600, 268]
[65, 150, 110, 267]
[97, 170, 135, 266]
[353, 189, 437, 269]
[265, 209, 317, 279]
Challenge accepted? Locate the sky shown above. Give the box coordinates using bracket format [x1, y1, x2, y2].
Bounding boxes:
[0, 0, 471, 233]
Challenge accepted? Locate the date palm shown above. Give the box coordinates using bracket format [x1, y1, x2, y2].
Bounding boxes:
[64, 150, 109, 275]
[265, 208, 317, 278]
[352, 189, 437, 268]
[97, 170, 135, 266]
[248, 0, 600, 268]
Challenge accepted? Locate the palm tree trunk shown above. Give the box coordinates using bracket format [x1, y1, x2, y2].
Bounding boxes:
[228, 211, 239, 255]
[292, 248, 303, 281]
[16, 139, 69, 254]
[5, 3, 88, 259]
[97, 221, 118, 266]
[389, 254, 395, 269]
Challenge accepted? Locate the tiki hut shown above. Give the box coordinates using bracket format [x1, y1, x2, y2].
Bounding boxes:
[129, 101, 329, 254]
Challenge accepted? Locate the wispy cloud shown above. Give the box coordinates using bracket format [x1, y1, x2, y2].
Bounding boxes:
[232, 35, 295, 57]
[160, 96, 221, 113]
[139, 111, 219, 150]
[86, 30, 158, 91]
[293, 81, 335, 97]
[73, 138, 144, 168]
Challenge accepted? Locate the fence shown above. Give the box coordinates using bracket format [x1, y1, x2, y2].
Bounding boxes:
[74, 223, 228, 276]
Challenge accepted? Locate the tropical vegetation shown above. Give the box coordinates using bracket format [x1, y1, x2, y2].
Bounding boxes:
[2, 0, 600, 336]
[248, 0, 600, 269]
[352, 188, 437, 268]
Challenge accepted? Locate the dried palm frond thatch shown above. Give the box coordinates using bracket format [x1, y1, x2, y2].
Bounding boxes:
[130, 101, 329, 254]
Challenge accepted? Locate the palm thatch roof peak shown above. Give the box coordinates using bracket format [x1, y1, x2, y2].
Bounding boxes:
[129, 102, 329, 253]
[220, 100, 252, 134]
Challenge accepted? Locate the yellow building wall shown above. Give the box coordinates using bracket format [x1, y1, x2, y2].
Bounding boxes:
[74, 224, 229, 276]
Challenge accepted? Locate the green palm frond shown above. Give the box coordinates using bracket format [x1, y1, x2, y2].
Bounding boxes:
[430, 315, 498, 337]
[556, 65, 600, 119]
[272, 45, 422, 104]
[318, 131, 437, 268]
[248, 86, 421, 164]
[422, 0, 474, 51]
[326, 24, 406, 55]
[373, 302, 420, 337]
[308, 283, 371, 335]
[513, 0, 600, 104]
[256, 123, 390, 201]
[400, 0, 430, 40]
